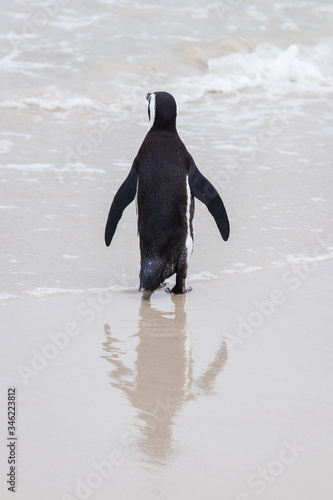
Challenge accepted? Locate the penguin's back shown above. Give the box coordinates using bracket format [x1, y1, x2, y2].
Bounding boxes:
[135, 132, 190, 254]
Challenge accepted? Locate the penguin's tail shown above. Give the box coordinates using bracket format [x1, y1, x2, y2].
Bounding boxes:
[139, 258, 165, 292]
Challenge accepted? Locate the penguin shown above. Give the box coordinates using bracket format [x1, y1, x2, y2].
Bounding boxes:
[105, 91, 229, 294]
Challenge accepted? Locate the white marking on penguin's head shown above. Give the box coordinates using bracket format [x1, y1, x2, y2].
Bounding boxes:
[146, 92, 156, 129]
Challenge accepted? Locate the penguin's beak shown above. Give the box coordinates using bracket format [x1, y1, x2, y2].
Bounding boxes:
[146, 93, 151, 101]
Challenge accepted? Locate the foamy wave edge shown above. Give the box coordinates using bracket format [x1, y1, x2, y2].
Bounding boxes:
[24, 286, 138, 297]
[174, 42, 333, 99]
[4, 255, 332, 302]
[0, 96, 125, 114]
[187, 271, 218, 281]
[0, 293, 22, 303]
[25, 287, 87, 297]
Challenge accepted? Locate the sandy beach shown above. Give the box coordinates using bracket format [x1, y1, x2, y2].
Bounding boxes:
[1, 0, 333, 499]
[1, 262, 333, 499]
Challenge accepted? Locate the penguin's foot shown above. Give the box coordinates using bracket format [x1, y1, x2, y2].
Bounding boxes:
[165, 286, 192, 294]
[142, 290, 153, 300]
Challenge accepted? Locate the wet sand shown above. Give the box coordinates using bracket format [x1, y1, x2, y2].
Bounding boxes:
[1, 261, 333, 499]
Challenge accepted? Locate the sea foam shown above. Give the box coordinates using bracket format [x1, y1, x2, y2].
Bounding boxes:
[176, 41, 333, 99]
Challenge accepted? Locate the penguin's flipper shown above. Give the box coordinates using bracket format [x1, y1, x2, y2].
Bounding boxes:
[105, 166, 137, 247]
[188, 157, 230, 241]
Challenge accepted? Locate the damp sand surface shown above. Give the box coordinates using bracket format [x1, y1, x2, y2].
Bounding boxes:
[1, 262, 333, 500]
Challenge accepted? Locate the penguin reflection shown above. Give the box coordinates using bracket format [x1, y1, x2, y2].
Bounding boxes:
[102, 295, 228, 463]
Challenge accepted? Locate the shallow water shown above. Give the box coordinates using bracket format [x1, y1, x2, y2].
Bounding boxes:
[1, 0, 333, 298]
[1, 1, 333, 499]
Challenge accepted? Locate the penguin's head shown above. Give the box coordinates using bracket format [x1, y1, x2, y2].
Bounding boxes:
[146, 91, 177, 132]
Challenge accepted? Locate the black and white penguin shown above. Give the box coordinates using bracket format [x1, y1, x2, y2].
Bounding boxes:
[105, 91, 229, 294]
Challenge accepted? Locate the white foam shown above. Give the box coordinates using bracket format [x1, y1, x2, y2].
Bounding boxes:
[0, 96, 103, 112]
[1, 163, 105, 174]
[0, 139, 14, 153]
[25, 287, 86, 297]
[0, 131, 32, 140]
[51, 14, 101, 31]
[0, 293, 22, 302]
[188, 271, 218, 281]
[11, 285, 140, 300]
[220, 266, 263, 275]
[241, 266, 263, 274]
[271, 261, 286, 269]
[175, 41, 333, 98]
[285, 254, 333, 265]
[2, 163, 55, 172]
[88, 285, 139, 293]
